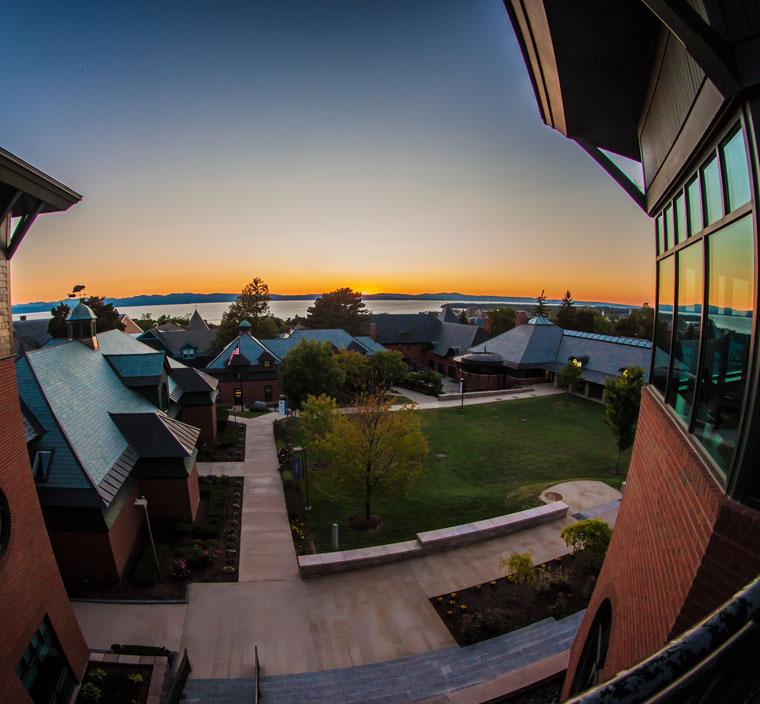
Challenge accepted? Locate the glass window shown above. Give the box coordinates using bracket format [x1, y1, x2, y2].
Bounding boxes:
[17, 617, 76, 704]
[665, 204, 675, 250]
[687, 176, 702, 236]
[653, 256, 675, 395]
[722, 128, 751, 212]
[667, 241, 703, 423]
[702, 154, 723, 226]
[656, 214, 664, 254]
[693, 215, 754, 473]
[674, 192, 687, 244]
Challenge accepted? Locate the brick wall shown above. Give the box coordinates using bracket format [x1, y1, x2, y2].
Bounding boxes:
[139, 463, 200, 525]
[0, 357, 89, 703]
[382, 343, 429, 367]
[562, 387, 760, 698]
[179, 402, 217, 442]
[217, 379, 279, 406]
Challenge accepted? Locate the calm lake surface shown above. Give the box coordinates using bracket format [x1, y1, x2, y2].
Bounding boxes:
[13, 298, 537, 324]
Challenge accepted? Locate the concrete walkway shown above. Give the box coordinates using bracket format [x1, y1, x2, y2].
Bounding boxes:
[73, 413, 620, 682]
[392, 383, 562, 410]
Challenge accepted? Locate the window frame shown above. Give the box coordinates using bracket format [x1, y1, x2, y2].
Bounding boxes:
[651, 112, 758, 501]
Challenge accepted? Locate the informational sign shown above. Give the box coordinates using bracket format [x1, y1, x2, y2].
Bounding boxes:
[278, 398, 287, 416]
[291, 454, 304, 480]
[234, 388, 243, 402]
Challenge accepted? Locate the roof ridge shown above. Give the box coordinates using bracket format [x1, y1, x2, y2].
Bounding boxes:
[157, 413, 200, 455]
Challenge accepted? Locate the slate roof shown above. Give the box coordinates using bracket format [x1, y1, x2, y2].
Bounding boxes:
[137, 323, 217, 358]
[355, 336, 387, 354]
[169, 366, 219, 394]
[431, 322, 489, 357]
[13, 318, 52, 352]
[469, 320, 564, 368]
[97, 328, 157, 355]
[187, 309, 208, 331]
[107, 353, 165, 380]
[110, 413, 200, 458]
[18, 341, 157, 498]
[70, 301, 96, 321]
[370, 313, 441, 344]
[207, 332, 276, 369]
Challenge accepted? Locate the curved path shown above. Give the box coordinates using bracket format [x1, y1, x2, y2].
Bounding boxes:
[73, 408, 619, 683]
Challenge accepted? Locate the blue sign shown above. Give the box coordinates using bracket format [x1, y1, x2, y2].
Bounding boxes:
[291, 454, 304, 480]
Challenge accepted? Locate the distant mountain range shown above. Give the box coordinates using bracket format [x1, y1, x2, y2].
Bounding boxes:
[12, 291, 633, 314]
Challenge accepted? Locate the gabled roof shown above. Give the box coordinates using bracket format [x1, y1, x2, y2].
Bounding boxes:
[137, 324, 217, 358]
[187, 309, 209, 332]
[355, 336, 387, 354]
[431, 322, 489, 357]
[370, 313, 441, 344]
[207, 332, 276, 369]
[260, 329, 380, 358]
[110, 413, 200, 458]
[170, 366, 219, 394]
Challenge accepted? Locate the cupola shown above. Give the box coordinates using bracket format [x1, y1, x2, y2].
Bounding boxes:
[67, 301, 98, 350]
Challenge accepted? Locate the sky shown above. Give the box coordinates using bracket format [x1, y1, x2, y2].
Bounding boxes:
[4, 0, 653, 306]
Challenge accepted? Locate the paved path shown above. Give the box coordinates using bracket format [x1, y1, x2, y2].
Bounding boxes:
[391, 383, 562, 410]
[184, 611, 584, 704]
[73, 414, 619, 682]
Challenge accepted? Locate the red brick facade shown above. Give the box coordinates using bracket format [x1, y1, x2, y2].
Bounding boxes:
[383, 342, 430, 367]
[563, 387, 760, 697]
[179, 402, 218, 442]
[0, 358, 89, 703]
[217, 378, 280, 406]
[139, 463, 200, 525]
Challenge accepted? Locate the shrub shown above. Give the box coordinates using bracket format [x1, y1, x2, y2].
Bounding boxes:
[548, 591, 572, 619]
[79, 682, 102, 702]
[110, 644, 170, 657]
[403, 369, 443, 396]
[132, 547, 159, 585]
[192, 520, 222, 540]
[127, 673, 145, 685]
[561, 519, 612, 569]
[535, 565, 572, 595]
[502, 552, 536, 588]
[87, 667, 107, 684]
[186, 544, 211, 567]
[169, 559, 191, 579]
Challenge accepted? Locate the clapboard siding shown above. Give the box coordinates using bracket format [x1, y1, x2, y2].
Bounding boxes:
[639, 33, 705, 190]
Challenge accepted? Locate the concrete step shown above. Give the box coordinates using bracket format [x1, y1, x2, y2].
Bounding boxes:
[183, 611, 584, 704]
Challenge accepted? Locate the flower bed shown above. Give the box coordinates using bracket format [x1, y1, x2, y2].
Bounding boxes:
[67, 476, 243, 600]
[430, 553, 598, 646]
[197, 410, 246, 461]
[76, 662, 152, 704]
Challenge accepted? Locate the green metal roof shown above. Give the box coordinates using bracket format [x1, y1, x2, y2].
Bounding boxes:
[69, 301, 96, 321]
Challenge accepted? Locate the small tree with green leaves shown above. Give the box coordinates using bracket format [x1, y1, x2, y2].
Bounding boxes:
[369, 350, 408, 390]
[320, 394, 427, 522]
[279, 339, 346, 409]
[604, 366, 644, 475]
[299, 394, 337, 463]
[336, 349, 372, 400]
[557, 359, 582, 392]
[561, 519, 612, 570]
[488, 307, 516, 335]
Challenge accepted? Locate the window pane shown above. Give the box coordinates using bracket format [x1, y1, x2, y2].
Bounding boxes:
[694, 215, 754, 473]
[687, 177, 702, 235]
[656, 214, 664, 254]
[674, 192, 687, 244]
[702, 154, 723, 225]
[652, 256, 675, 394]
[665, 204, 675, 249]
[667, 241, 703, 423]
[722, 128, 751, 212]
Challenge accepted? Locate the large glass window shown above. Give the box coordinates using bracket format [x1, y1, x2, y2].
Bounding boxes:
[665, 204, 675, 249]
[687, 176, 702, 236]
[653, 256, 675, 394]
[17, 617, 76, 704]
[667, 242, 703, 423]
[702, 155, 723, 226]
[693, 215, 754, 473]
[674, 192, 687, 244]
[656, 214, 665, 254]
[722, 129, 751, 212]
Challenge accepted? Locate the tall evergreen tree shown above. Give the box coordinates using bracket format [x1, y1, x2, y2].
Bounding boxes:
[215, 276, 279, 346]
[535, 289, 548, 317]
[305, 287, 369, 335]
[556, 290, 576, 329]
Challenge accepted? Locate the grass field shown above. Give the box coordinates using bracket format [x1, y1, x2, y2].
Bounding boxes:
[285, 394, 628, 552]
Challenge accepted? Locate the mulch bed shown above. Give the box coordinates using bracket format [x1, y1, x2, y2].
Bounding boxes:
[76, 662, 152, 704]
[197, 414, 246, 461]
[430, 554, 598, 646]
[282, 471, 316, 554]
[66, 476, 244, 600]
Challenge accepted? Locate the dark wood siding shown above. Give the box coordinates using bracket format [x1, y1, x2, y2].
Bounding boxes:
[639, 33, 706, 190]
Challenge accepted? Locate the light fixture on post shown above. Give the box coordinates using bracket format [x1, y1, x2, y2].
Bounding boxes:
[134, 496, 160, 573]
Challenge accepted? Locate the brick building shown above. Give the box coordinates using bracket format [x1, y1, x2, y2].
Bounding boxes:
[505, 1, 760, 698]
[0, 149, 89, 703]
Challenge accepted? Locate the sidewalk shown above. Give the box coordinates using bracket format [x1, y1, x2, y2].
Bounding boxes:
[392, 383, 562, 410]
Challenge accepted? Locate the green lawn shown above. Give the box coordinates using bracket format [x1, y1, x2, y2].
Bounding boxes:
[287, 394, 627, 552]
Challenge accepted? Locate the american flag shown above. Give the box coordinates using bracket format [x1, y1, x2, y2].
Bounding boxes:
[226, 344, 240, 366]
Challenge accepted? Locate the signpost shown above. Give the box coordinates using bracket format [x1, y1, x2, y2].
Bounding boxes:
[292, 446, 310, 510]
[459, 377, 465, 409]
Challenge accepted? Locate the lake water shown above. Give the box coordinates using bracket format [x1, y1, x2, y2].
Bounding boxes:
[13, 298, 539, 324]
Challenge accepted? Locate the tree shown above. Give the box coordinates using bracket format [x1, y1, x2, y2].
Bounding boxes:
[488, 307, 516, 336]
[556, 359, 583, 392]
[48, 292, 124, 338]
[369, 350, 408, 390]
[556, 290, 576, 329]
[320, 394, 428, 522]
[561, 519, 612, 569]
[613, 304, 654, 340]
[336, 349, 372, 400]
[571, 307, 612, 334]
[279, 339, 346, 409]
[604, 366, 644, 475]
[306, 287, 369, 335]
[299, 394, 337, 463]
[215, 276, 279, 346]
[535, 289, 548, 317]
[135, 313, 191, 331]
[458, 310, 469, 324]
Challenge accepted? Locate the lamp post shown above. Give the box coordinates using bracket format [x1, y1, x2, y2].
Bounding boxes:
[134, 496, 160, 573]
[460, 376, 465, 409]
[293, 446, 310, 510]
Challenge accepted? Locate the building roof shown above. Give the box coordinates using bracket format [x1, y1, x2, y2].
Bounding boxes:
[207, 331, 276, 369]
[97, 328, 157, 355]
[370, 313, 441, 344]
[355, 336, 387, 354]
[137, 323, 217, 358]
[469, 322, 564, 368]
[119, 313, 143, 335]
[13, 318, 52, 352]
[527, 315, 554, 326]
[187, 309, 209, 331]
[110, 413, 199, 458]
[431, 321, 489, 357]
[69, 301, 96, 321]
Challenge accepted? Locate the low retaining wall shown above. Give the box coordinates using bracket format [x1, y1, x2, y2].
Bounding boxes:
[437, 387, 534, 402]
[298, 501, 568, 578]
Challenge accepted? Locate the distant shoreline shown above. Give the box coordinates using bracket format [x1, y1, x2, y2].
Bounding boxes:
[12, 291, 638, 314]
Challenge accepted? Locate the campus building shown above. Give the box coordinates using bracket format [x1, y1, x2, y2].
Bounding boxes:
[456, 315, 651, 400]
[137, 308, 219, 367]
[206, 322, 385, 406]
[0, 150, 89, 703]
[505, 1, 760, 698]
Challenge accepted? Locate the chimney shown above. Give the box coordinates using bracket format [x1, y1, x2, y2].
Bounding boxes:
[482, 316, 492, 334]
[369, 321, 378, 340]
[514, 311, 529, 327]
[20, 315, 27, 321]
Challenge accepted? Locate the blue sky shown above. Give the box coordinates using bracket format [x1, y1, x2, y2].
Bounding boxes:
[4, 0, 652, 304]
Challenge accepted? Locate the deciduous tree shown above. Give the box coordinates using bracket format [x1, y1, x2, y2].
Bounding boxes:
[604, 366, 644, 475]
[48, 291, 124, 338]
[488, 307, 516, 336]
[279, 339, 346, 409]
[556, 359, 582, 392]
[613, 304, 654, 340]
[299, 394, 337, 463]
[369, 350, 408, 390]
[321, 394, 428, 522]
[336, 349, 372, 400]
[305, 287, 369, 335]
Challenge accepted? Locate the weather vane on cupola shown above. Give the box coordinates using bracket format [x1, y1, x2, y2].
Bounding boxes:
[67, 283, 87, 301]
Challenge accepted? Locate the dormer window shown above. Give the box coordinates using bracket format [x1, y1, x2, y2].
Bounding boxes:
[263, 360, 271, 368]
[182, 346, 196, 360]
[32, 450, 54, 482]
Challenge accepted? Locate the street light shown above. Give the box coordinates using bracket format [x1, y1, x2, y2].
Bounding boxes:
[134, 496, 160, 573]
[460, 376, 465, 409]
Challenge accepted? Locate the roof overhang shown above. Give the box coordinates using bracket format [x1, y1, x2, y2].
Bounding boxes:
[504, 0, 660, 161]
